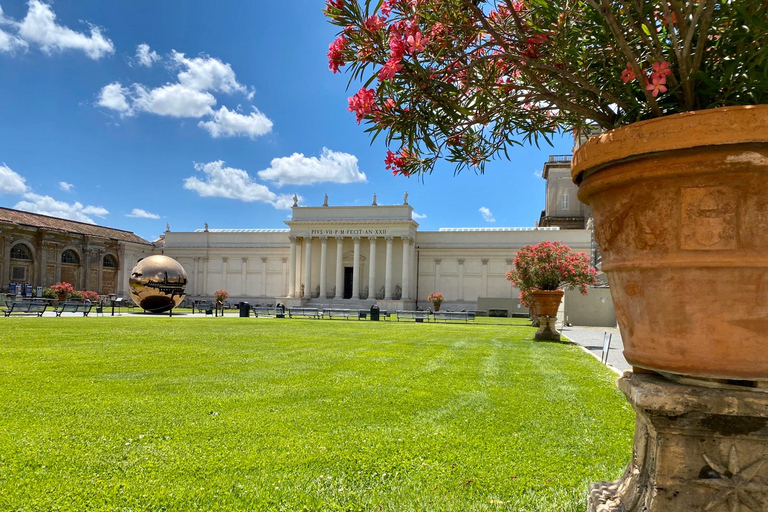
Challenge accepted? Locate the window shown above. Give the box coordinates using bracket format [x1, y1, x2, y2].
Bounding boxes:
[61, 249, 79, 264]
[103, 255, 117, 268]
[10, 244, 31, 260]
[561, 193, 569, 211]
[11, 266, 25, 280]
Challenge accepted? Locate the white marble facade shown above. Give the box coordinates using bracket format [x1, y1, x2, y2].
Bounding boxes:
[160, 199, 592, 310]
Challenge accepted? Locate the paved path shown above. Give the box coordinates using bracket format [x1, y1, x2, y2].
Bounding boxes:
[561, 325, 630, 374]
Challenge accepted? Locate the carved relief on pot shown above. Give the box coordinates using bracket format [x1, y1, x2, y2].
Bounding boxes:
[681, 186, 738, 251]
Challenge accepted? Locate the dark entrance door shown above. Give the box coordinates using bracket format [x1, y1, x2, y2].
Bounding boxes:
[343, 267, 353, 299]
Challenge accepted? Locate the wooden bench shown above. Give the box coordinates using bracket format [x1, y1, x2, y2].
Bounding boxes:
[55, 301, 94, 317]
[433, 311, 476, 323]
[3, 301, 48, 317]
[288, 307, 322, 319]
[396, 310, 431, 322]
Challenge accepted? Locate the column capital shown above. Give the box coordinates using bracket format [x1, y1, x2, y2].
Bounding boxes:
[319, 235, 328, 243]
[458, 259, 465, 265]
[434, 258, 442, 265]
[281, 257, 288, 263]
[289, 235, 300, 243]
[401, 235, 413, 243]
[482, 258, 489, 265]
[367, 236, 377, 243]
[385, 236, 394, 242]
[243, 257, 249, 263]
[304, 235, 314, 242]
[261, 257, 267, 263]
[352, 236, 361, 243]
[222, 257, 228, 263]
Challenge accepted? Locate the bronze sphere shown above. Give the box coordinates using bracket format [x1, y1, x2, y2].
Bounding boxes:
[129, 255, 187, 313]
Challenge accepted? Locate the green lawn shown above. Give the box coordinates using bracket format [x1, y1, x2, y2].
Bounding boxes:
[0, 317, 633, 511]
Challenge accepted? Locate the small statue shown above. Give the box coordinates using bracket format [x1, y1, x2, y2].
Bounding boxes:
[372, 193, 377, 206]
[204, 222, 209, 232]
[323, 193, 329, 207]
[300, 283, 305, 296]
[166, 223, 170, 232]
[403, 191, 409, 204]
[293, 194, 299, 207]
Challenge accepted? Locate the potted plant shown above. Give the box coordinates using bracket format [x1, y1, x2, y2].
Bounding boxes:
[506, 241, 597, 340]
[214, 289, 229, 315]
[80, 290, 100, 303]
[325, 0, 768, 378]
[69, 290, 84, 302]
[50, 282, 74, 303]
[427, 292, 444, 311]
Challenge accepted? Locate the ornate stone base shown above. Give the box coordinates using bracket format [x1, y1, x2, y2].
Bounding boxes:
[534, 316, 560, 341]
[589, 372, 768, 512]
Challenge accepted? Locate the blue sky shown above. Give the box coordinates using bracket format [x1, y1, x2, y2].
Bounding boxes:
[0, 0, 574, 242]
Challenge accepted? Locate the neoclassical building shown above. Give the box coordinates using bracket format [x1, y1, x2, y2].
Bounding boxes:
[0, 207, 153, 296]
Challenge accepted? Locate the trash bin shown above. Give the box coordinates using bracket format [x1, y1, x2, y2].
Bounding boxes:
[276, 303, 285, 319]
[370, 304, 380, 321]
[239, 301, 250, 318]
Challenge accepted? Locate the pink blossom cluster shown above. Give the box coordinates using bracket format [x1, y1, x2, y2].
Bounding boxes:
[347, 87, 376, 123]
[384, 148, 411, 176]
[506, 241, 598, 302]
[622, 60, 673, 97]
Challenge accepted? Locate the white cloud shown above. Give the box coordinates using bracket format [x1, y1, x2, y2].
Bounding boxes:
[479, 207, 496, 223]
[257, 148, 366, 187]
[132, 83, 216, 118]
[126, 208, 160, 219]
[198, 106, 273, 139]
[0, 6, 28, 53]
[135, 43, 160, 67]
[533, 170, 543, 178]
[184, 160, 296, 210]
[15, 192, 109, 223]
[412, 211, 427, 219]
[97, 82, 132, 114]
[58, 181, 74, 192]
[172, 51, 252, 97]
[16, 0, 114, 60]
[0, 164, 28, 194]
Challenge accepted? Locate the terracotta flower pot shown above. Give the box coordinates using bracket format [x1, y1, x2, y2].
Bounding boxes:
[531, 290, 564, 317]
[433, 302, 441, 312]
[572, 105, 768, 380]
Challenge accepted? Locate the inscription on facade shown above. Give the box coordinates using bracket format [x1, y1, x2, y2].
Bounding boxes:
[310, 228, 388, 236]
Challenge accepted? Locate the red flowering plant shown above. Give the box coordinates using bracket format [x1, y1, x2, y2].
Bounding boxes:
[79, 290, 100, 302]
[326, 0, 768, 177]
[214, 289, 229, 305]
[50, 281, 74, 298]
[506, 241, 597, 306]
[427, 292, 444, 306]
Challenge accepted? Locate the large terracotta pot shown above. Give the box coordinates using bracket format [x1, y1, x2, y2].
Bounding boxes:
[572, 105, 768, 380]
[531, 290, 564, 317]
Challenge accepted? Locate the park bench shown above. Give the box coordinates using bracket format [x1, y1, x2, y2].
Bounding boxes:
[396, 310, 431, 322]
[193, 301, 212, 314]
[357, 309, 391, 320]
[288, 307, 322, 319]
[54, 301, 94, 317]
[324, 308, 357, 319]
[433, 311, 476, 323]
[252, 306, 283, 317]
[3, 300, 48, 317]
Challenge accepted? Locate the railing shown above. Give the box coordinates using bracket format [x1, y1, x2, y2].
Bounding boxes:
[548, 155, 572, 162]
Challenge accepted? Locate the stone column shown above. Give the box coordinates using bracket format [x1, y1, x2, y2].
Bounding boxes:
[319, 236, 328, 300]
[384, 236, 394, 300]
[352, 237, 361, 300]
[97, 249, 104, 293]
[303, 236, 313, 299]
[82, 246, 91, 290]
[434, 259, 441, 292]
[1, 237, 11, 289]
[281, 257, 288, 296]
[287, 236, 298, 298]
[53, 242, 62, 285]
[202, 257, 209, 296]
[506, 259, 515, 298]
[260, 257, 267, 297]
[458, 259, 465, 301]
[37, 238, 46, 288]
[401, 236, 412, 300]
[334, 236, 344, 300]
[481, 259, 489, 297]
[222, 257, 228, 292]
[192, 257, 199, 295]
[367, 237, 377, 300]
[242, 258, 249, 296]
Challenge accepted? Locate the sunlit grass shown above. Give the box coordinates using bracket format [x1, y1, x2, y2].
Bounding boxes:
[0, 317, 633, 511]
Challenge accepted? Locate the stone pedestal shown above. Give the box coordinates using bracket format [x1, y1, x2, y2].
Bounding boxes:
[589, 372, 768, 512]
[535, 316, 560, 341]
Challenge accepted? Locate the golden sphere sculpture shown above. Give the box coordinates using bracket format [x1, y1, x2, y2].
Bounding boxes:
[129, 255, 188, 313]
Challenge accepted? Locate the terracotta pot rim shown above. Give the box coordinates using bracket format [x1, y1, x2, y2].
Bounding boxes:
[571, 104, 768, 184]
[531, 289, 564, 295]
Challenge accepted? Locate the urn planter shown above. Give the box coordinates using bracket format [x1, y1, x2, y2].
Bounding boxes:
[531, 289, 563, 341]
[572, 105, 768, 381]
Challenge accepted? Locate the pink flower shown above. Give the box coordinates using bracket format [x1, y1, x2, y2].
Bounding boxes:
[621, 62, 635, 83]
[646, 75, 667, 97]
[650, 61, 672, 82]
[389, 33, 406, 60]
[406, 31, 427, 53]
[327, 36, 347, 73]
[378, 58, 403, 81]
[347, 87, 377, 123]
[364, 14, 386, 32]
